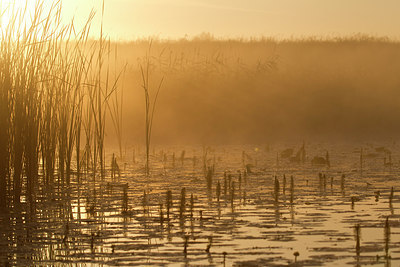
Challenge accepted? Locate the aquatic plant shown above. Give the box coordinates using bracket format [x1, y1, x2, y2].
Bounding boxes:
[389, 187, 394, 204]
[341, 174, 345, 195]
[283, 174, 286, 195]
[384, 217, 390, 258]
[140, 42, 164, 176]
[206, 166, 213, 191]
[166, 190, 173, 220]
[122, 184, 128, 214]
[205, 236, 213, 253]
[179, 187, 186, 219]
[290, 175, 294, 204]
[0, 0, 122, 211]
[274, 176, 280, 202]
[293, 251, 299, 262]
[216, 181, 221, 202]
[354, 224, 361, 256]
[190, 193, 194, 217]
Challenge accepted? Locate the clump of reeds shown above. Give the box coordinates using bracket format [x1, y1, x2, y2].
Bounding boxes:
[0, 0, 123, 211]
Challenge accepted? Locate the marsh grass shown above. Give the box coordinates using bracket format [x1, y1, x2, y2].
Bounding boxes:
[0, 1, 122, 211]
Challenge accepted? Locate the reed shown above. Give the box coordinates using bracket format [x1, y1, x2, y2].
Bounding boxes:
[238, 170, 242, 191]
[166, 190, 172, 220]
[0, 0, 122, 212]
[384, 217, 390, 258]
[190, 193, 194, 218]
[159, 203, 164, 226]
[205, 166, 213, 191]
[274, 176, 280, 203]
[231, 181, 235, 210]
[179, 187, 186, 219]
[140, 43, 164, 176]
[290, 175, 294, 204]
[223, 171, 227, 198]
[216, 181, 221, 202]
[282, 174, 286, 195]
[341, 174, 345, 195]
[122, 184, 128, 214]
[354, 224, 361, 257]
[180, 150, 185, 166]
[389, 187, 394, 203]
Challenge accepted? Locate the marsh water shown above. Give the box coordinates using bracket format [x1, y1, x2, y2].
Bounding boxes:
[1, 143, 400, 266]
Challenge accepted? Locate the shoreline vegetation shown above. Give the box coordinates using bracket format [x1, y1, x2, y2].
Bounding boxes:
[0, 1, 123, 210]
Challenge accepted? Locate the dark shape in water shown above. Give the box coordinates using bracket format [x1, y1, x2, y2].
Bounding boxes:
[205, 236, 213, 253]
[183, 235, 189, 256]
[179, 188, 186, 219]
[311, 152, 329, 166]
[166, 190, 173, 220]
[354, 224, 361, 257]
[375, 191, 380, 202]
[384, 217, 390, 259]
[274, 176, 280, 203]
[190, 193, 194, 218]
[283, 174, 286, 195]
[223, 251, 227, 266]
[216, 181, 221, 202]
[389, 187, 394, 203]
[341, 174, 345, 195]
[290, 175, 294, 204]
[294, 251, 299, 263]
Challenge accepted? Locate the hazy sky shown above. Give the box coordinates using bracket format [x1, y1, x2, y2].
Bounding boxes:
[2, 0, 400, 40]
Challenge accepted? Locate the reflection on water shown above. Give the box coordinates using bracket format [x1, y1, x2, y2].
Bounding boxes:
[1, 143, 400, 266]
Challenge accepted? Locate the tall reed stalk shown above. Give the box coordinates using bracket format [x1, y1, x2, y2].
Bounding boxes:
[140, 43, 163, 176]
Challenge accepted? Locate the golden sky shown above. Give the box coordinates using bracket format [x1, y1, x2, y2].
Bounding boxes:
[1, 0, 400, 40]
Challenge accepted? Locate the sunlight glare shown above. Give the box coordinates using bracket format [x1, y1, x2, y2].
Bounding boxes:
[0, 0, 58, 37]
